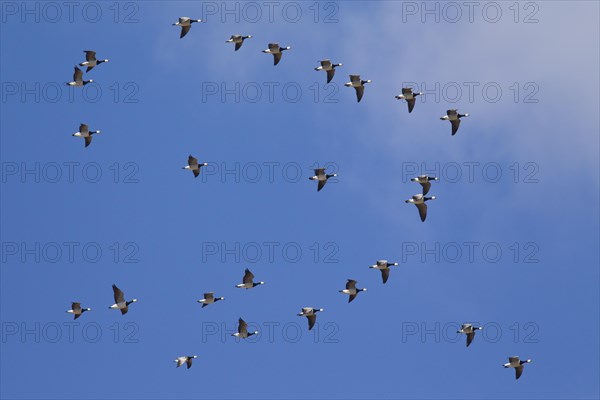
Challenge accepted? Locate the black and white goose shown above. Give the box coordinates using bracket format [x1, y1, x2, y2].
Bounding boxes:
[411, 175, 439, 195]
[232, 318, 258, 339]
[457, 324, 483, 347]
[369, 260, 399, 284]
[315, 60, 342, 83]
[79, 50, 109, 72]
[339, 279, 367, 303]
[262, 43, 291, 66]
[395, 88, 423, 113]
[183, 155, 208, 178]
[72, 124, 101, 148]
[440, 109, 469, 135]
[174, 355, 198, 369]
[405, 194, 436, 222]
[503, 356, 532, 380]
[235, 268, 264, 289]
[309, 168, 337, 192]
[109, 284, 137, 315]
[197, 292, 224, 308]
[297, 307, 324, 331]
[344, 75, 371, 102]
[67, 66, 93, 86]
[173, 17, 204, 38]
[226, 35, 252, 51]
[66, 302, 91, 320]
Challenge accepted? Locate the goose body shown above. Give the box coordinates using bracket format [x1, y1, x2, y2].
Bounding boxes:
[183, 155, 208, 178]
[457, 323, 483, 347]
[315, 60, 343, 83]
[197, 292, 225, 308]
[235, 268, 264, 289]
[262, 43, 291, 65]
[109, 284, 137, 315]
[309, 168, 337, 192]
[297, 307, 324, 330]
[405, 194, 436, 222]
[173, 17, 203, 38]
[369, 260, 399, 284]
[395, 88, 423, 113]
[410, 175, 439, 195]
[339, 279, 367, 303]
[79, 50, 109, 72]
[440, 109, 469, 135]
[67, 66, 93, 86]
[66, 302, 91, 320]
[344, 75, 371, 102]
[503, 356, 532, 380]
[72, 123, 101, 147]
[232, 318, 258, 338]
[174, 355, 198, 369]
[226, 35, 252, 51]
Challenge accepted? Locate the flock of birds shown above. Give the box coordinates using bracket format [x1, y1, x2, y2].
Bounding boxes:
[63, 16, 532, 381]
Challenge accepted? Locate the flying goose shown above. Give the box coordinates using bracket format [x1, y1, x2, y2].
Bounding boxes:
[405, 194, 436, 222]
[339, 279, 367, 303]
[395, 88, 423, 113]
[369, 260, 399, 284]
[66, 302, 91, 320]
[315, 60, 342, 83]
[411, 175, 439, 195]
[262, 43, 291, 66]
[109, 284, 137, 315]
[174, 355, 198, 369]
[440, 109, 469, 135]
[79, 50, 109, 72]
[232, 318, 258, 339]
[297, 307, 324, 330]
[226, 35, 252, 51]
[344, 75, 371, 102]
[197, 292, 225, 308]
[66, 66, 93, 86]
[173, 17, 204, 38]
[503, 356, 532, 380]
[309, 168, 337, 192]
[183, 155, 208, 178]
[72, 124, 101, 148]
[235, 268, 264, 289]
[457, 324, 483, 347]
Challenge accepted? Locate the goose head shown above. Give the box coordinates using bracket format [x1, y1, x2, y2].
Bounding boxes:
[282, 46, 291, 51]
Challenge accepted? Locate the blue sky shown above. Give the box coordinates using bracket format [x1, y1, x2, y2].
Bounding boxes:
[1, 1, 599, 399]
